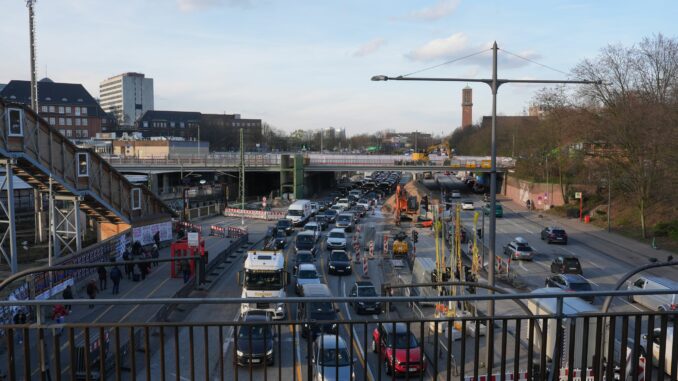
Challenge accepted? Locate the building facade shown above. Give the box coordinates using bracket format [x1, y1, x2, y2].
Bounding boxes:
[201, 113, 262, 151]
[99, 72, 154, 128]
[0, 78, 114, 139]
[135, 110, 202, 140]
[112, 140, 208, 158]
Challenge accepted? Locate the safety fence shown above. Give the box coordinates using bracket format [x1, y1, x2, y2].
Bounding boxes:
[209, 224, 248, 239]
[175, 221, 203, 234]
[187, 203, 223, 221]
[1, 290, 673, 381]
[222, 207, 286, 221]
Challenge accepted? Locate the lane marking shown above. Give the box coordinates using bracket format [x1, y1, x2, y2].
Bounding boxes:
[342, 280, 375, 381]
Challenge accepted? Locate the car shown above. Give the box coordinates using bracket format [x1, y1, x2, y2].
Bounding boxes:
[295, 231, 317, 256]
[545, 274, 594, 302]
[483, 203, 503, 217]
[336, 198, 351, 210]
[330, 204, 344, 214]
[335, 213, 355, 232]
[349, 281, 382, 314]
[503, 237, 536, 260]
[352, 204, 367, 218]
[372, 323, 426, 375]
[356, 199, 371, 210]
[295, 263, 321, 295]
[272, 229, 287, 249]
[298, 284, 338, 338]
[235, 312, 275, 366]
[314, 215, 329, 230]
[326, 228, 347, 250]
[303, 222, 321, 242]
[312, 335, 354, 381]
[461, 200, 474, 210]
[550, 255, 583, 275]
[451, 190, 461, 198]
[541, 227, 568, 244]
[327, 250, 352, 275]
[323, 209, 338, 223]
[276, 219, 294, 235]
[293, 250, 315, 274]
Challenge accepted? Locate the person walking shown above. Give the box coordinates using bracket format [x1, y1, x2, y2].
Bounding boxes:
[151, 244, 160, 267]
[51, 304, 68, 336]
[62, 285, 74, 312]
[180, 259, 191, 283]
[138, 260, 149, 281]
[110, 265, 122, 295]
[97, 265, 107, 290]
[153, 231, 161, 248]
[123, 247, 133, 280]
[13, 309, 27, 344]
[86, 279, 98, 309]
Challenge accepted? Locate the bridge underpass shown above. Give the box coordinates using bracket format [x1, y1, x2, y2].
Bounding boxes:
[0, 100, 176, 273]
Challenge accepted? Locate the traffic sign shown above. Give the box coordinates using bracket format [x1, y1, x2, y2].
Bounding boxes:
[574, 192, 582, 199]
[262, 196, 267, 208]
[187, 232, 199, 247]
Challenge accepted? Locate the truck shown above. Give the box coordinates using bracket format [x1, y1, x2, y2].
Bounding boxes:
[286, 199, 312, 226]
[239, 250, 289, 320]
[527, 288, 598, 369]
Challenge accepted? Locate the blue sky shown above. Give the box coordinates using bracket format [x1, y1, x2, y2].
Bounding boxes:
[1, 0, 675, 135]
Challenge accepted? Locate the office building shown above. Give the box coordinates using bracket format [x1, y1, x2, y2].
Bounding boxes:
[99, 72, 154, 128]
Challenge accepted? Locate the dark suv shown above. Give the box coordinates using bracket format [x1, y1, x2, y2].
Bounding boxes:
[236, 312, 275, 366]
[545, 274, 593, 302]
[541, 227, 568, 244]
[550, 255, 582, 275]
[349, 281, 382, 314]
[276, 219, 294, 235]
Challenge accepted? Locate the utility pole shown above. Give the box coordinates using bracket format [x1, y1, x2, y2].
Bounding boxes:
[239, 128, 245, 226]
[27, 0, 38, 112]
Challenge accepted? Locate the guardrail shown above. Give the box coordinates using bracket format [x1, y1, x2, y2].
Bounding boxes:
[1, 290, 676, 381]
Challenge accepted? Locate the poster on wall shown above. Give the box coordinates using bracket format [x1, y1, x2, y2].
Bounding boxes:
[132, 221, 173, 246]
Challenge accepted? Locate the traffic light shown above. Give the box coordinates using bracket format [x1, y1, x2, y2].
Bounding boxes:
[412, 230, 419, 243]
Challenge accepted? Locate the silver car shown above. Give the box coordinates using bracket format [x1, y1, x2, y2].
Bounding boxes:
[312, 334, 354, 381]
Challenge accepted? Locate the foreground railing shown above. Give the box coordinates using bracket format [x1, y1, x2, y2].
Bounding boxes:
[1, 290, 676, 381]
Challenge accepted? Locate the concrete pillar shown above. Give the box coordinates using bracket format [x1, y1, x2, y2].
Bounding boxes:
[150, 173, 160, 194]
[162, 173, 170, 194]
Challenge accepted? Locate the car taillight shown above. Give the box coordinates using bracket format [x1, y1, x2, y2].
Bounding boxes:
[670, 304, 677, 311]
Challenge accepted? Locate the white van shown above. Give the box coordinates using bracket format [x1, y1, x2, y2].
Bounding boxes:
[626, 275, 678, 311]
[287, 200, 312, 226]
[641, 326, 675, 377]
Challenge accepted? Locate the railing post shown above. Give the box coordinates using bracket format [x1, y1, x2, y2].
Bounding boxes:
[549, 295, 564, 381]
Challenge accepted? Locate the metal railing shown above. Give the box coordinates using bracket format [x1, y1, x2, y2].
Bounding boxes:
[1, 289, 676, 381]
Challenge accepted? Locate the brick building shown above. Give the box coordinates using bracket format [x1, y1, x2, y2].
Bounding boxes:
[135, 110, 202, 140]
[200, 113, 262, 151]
[0, 78, 114, 139]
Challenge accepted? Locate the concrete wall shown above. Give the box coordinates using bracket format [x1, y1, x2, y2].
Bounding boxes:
[504, 175, 565, 209]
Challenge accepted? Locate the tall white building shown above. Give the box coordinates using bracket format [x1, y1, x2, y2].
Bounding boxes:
[99, 72, 154, 127]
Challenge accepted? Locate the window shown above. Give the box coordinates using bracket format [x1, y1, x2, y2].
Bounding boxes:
[58, 106, 64, 114]
[82, 118, 88, 126]
[59, 129, 65, 135]
[131, 188, 142, 210]
[75, 107, 81, 116]
[65, 130, 72, 137]
[76, 152, 89, 177]
[58, 118, 65, 126]
[75, 118, 81, 126]
[81, 130, 88, 138]
[49, 106, 55, 113]
[81, 107, 87, 115]
[75, 130, 82, 138]
[49, 117, 56, 125]
[170, 122, 175, 128]
[41, 105, 48, 113]
[143, 121, 148, 128]
[66, 118, 72, 126]
[65, 106, 72, 114]
[6, 108, 24, 136]
[180, 122, 185, 128]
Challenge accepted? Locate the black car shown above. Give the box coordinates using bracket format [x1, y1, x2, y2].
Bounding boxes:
[550, 255, 583, 275]
[349, 281, 382, 314]
[541, 227, 568, 244]
[293, 251, 315, 274]
[545, 274, 594, 302]
[273, 230, 287, 249]
[327, 250, 352, 275]
[323, 209, 338, 223]
[314, 214, 329, 230]
[236, 313, 275, 366]
[295, 231, 317, 256]
[276, 219, 294, 235]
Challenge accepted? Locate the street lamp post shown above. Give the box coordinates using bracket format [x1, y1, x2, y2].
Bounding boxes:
[372, 42, 601, 374]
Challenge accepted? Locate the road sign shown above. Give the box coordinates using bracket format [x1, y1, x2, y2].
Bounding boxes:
[262, 196, 267, 208]
[187, 232, 199, 247]
[574, 192, 582, 199]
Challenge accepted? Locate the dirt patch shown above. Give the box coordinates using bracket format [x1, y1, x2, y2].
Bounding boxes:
[381, 180, 432, 214]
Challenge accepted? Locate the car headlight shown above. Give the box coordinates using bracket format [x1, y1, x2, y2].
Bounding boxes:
[329, 265, 335, 269]
[266, 348, 274, 356]
[346, 265, 351, 270]
[331, 323, 337, 330]
[358, 301, 365, 306]
[236, 350, 244, 357]
[276, 304, 284, 312]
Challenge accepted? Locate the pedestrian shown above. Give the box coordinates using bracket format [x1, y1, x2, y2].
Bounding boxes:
[138, 260, 149, 280]
[153, 231, 161, 248]
[13, 309, 27, 344]
[86, 279, 98, 309]
[123, 247, 133, 280]
[62, 285, 74, 312]
[180, 259, 191, 283]
[51, 304, 68, 336]
[97, 265, 107, 290]
[151, 244, 160, 267]
[110, 265, 122, 295]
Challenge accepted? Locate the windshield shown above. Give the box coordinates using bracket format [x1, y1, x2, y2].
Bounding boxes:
[238, 325, 272, 340]
[319, 347, 351, 367]
[244, 270, 284, 290]
[297, 235, 314, 244]
[329, 232, 345, 239]
[277, 220, 291, 228]
[298, 269, 318, 279]
[564, 259, 580, 267]
[304, 224, 317, 231]
[516, 246, 533, 252]
[337, 215, 351, 223]
[297, 254, 313, 263]
[308, 302, 336, 319]
[388, 332, 419, 349]
[330, 252, 349, 261]
[288, 210, 304, 217]
[276, 231, 286, 238]
[338, 199, 348, 204]
[553, 230, 566, 235]
[570, 282, 592, 292]
[358, 287, 377, 297]
[325, 210, 337, 216]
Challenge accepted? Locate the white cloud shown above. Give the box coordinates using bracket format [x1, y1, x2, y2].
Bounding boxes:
[406, 0, 460, 21]
[353, 38, 386, 57]
[177, 0, 250, 12]
[406, 32, 468, 62]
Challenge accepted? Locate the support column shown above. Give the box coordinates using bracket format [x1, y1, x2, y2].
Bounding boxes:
[74, 197, 82, 252]
[34, 188, 46, 243]
[0, 160, 19, 273]
[53, 195, 83, 256]
[162, 173, 170, 194]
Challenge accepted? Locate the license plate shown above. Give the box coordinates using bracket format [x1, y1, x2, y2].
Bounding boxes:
[409, 367, 418, 372]
[251, 358, 261, 363]
[337, 269, 344, 273]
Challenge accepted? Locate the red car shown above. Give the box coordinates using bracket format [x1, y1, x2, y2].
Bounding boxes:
[372, 323, 426, 375]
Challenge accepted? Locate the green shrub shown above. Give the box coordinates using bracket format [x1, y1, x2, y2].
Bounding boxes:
[654, 220, 678, 239]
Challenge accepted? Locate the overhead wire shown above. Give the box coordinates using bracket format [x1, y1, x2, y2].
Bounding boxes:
[400, 48, 491, 77]
[500, 48, 570, 77]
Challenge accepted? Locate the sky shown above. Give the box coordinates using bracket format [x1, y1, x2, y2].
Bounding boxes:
[1, 0, 676, 136]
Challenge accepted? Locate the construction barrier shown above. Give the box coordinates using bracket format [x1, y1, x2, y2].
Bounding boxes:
[363, 255, 369, 277]
[227, 226, 248, 238]
[383, 235, 389, 257]
[210, 224, 228, 238]
[368, 240, 374, 259]
[464, 372, 528, 381]
[558, 368, 595, 381]
[177, 221, 202, 234]
[210, 224, 248, 238]
[223, 208, 285, 221]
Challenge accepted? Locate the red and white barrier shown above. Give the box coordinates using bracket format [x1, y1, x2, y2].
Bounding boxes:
[210, 224, 248, 238]
[558, 368, 595, 381]
[177, 221, 202, 234]
[464, 371, 528, 381]
[363, 255, 369, 278]
[223, 208, 285, 221]
[368, 240, 374, 259]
